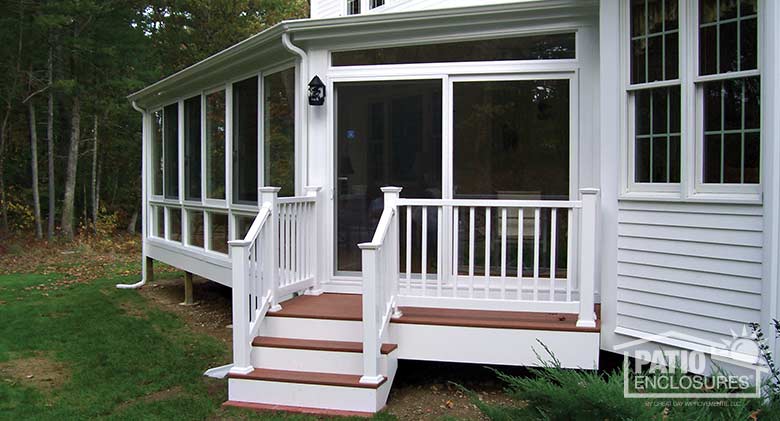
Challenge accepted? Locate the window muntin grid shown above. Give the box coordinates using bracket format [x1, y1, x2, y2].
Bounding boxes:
[347, 0, 360, 15]
[631, 0, 680, 84]
[635, 86, 682, 183]
[370, 0, 385, 8]
[699, 0, 758, 75]
[702, 76, 760, 184]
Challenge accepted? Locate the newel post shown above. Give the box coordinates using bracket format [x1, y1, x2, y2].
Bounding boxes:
[260, 187, 282, 312]
[382, 186, 403, 317]
[577, 188, 600, 328]
[304, 186, 323, 295]
[358, 242, 381, 384]
[228, 241, 252, 374]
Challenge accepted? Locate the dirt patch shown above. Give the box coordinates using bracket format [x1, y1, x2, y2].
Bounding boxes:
[119, 301, 149, 319]
[115, 385, 185, 411]
[0, 352, 70, 394]
[138, 275, 233, 348]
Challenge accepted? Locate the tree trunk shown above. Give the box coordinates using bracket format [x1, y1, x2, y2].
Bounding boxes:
[61, 95, 80, 240]
[127, 208, 138, 234]
[0, 109, 10, 235]
[91, 114, 98, 235]
[28, 100, 42, 239]
[47, 44, 55, 240]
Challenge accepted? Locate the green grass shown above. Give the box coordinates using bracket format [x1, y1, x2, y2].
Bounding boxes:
[0, 266, 323, 420]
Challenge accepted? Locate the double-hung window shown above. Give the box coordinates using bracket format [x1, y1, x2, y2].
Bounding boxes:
[625, 0, 761, 198]
[628, 0, 682, 189]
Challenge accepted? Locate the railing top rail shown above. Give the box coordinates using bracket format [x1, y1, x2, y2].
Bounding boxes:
[277, 196, 317, 205]
[396, 198, 583, 209]
[228, 204, 271, 248]
[358, 207, 396, 251]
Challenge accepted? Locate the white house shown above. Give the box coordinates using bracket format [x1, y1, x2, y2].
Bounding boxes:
[126, 0, 780, 415]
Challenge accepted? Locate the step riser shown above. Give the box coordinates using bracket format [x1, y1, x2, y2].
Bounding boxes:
[228, 378, 391, 413]
[251, 347, 391, 375]
[261, 316, 362, 342]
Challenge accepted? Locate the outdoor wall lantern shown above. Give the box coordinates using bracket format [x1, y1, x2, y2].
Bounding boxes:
[308, 76, 326, 106]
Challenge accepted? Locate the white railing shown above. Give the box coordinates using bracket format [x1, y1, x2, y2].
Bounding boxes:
[392, 189, 598, 326]
[358, 188, 599, 376]
[276, 186, 321, 296]
[228, 186, 322, 375]
[359, 187, 402, 384]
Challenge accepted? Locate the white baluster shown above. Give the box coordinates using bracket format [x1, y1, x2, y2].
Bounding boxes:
[550, 208, 557, 301]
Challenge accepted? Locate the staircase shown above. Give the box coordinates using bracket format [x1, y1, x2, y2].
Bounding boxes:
[226, 294, 398, 415]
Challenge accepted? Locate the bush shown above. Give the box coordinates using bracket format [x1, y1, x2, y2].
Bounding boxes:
[463, 341, 768, 421]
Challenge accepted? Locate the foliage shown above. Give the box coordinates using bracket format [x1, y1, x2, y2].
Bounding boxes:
[0, 0, 309, 239]
[464, 341, 771, 421]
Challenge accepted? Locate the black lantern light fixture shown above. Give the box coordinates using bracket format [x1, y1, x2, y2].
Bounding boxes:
[308, 76, 326, 106]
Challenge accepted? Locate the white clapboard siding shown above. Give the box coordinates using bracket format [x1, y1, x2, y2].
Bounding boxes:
[311, 0, 344, 18]
[310, 0, 534, 18]
[616, 201, 763, 347]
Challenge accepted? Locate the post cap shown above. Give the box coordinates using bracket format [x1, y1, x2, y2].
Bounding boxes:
[258, 186, 282, 193]
[579, 188, 600, 195]
[381, 186, 403, 194]
[303, 185, 323, 192]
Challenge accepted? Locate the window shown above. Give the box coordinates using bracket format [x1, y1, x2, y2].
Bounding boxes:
[347, 0, 359, 15]
[624, 0, 761, 195]
[187, 210, 204, 248]
[168, 208, 182, 242]
[206, 90, 226, 200]
[235, 215, 255, 241]
[332, 33, 576, 66]
[370, 0, 384, 9]
[698, 0, 759, 185]
[208, 212, 229, 254]
[628, 0, 681, 186]
[152, 205, 164, 238]
[232, 77, 259, 204]
[151, 111, 163, 196]
[184, 96, 202, 200]
[264, 69, 296, 197]
[163, 104, 179, 199]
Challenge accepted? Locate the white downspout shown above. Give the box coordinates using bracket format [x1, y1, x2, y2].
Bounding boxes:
[117, 100, 148, 289]
[281, 32, 309, 190]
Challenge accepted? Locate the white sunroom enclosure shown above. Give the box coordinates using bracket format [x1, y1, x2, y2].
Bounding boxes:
[127, 0, 780, 412]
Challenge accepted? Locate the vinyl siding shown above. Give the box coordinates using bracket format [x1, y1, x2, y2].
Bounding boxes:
[616, 200, 763, 348]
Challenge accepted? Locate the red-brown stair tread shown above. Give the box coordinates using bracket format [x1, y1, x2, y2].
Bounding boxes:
[228, 368, 387, 389]
[253, 336, 397, 354]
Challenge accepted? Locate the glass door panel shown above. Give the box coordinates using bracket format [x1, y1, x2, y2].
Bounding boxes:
[336, 80, 442, 273]
[452, 79, 571, 279]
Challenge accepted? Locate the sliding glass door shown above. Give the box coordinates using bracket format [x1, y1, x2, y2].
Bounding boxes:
[334, 75, 574, 275]
[336, 80, 442, 273]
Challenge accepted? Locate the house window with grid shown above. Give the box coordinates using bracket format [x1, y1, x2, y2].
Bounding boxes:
[347, 0, 360, 15]
[370, 0, 385, 9]
[628, 0, 681, 185]
[698, 0, 759, 184]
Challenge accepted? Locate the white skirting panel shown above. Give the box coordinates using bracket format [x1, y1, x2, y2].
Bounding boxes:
[390, 323, 600, 369]
[146, 240, 231, 286]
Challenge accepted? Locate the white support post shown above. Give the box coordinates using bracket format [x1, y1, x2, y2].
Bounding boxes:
[304, 186, 323, 296]
[577, 188, 599, 328]
[381, 187, 402, 317]
[359, 244, 382, 384]
[260, 187, 282, 312]
[228, 243, 252, 374]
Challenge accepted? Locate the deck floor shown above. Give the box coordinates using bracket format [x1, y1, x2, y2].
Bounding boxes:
[272, 293, 600, 332]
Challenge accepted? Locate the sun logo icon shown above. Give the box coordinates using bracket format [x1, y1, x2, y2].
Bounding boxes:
[720, 326, 761, 365]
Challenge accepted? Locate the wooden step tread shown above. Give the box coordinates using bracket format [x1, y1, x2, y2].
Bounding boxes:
[392, 306, 601, 332]
[253, 336, 398, 354]
[228, 368, 387, 389]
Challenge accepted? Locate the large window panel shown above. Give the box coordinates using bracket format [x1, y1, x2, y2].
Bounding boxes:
[208, 212, 229, 254]
[184, 96, 202, 201]
[233, 77, 259, 204]
[264, 69, 296, 197]
[163, 104, 179, 199]
[151, 111, 163, 196]
[453, 80, 569, 199]
[206, 90, 226, 200]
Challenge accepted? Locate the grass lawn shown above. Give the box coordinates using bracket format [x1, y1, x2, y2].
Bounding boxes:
[0, 241, 327, 420]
